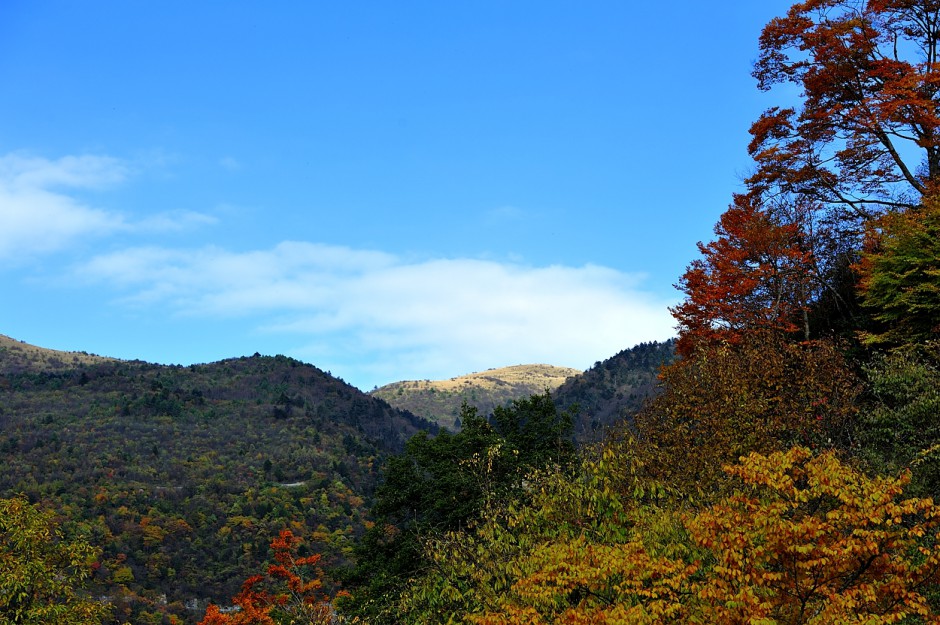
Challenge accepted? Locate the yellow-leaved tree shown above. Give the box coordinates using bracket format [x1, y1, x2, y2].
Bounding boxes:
[0, 496, 109, 625]
[401, 445, 940, 624]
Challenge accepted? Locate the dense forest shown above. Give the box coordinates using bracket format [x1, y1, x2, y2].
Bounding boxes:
[0, 345, 436, 623]
[552, 339, 675, 442]
[5, 1, 940, 623]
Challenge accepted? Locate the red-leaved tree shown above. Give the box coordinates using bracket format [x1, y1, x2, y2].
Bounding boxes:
[749, 0, 940, 220]
[672, 193, 815, 355]
[199, 530, 338, 625]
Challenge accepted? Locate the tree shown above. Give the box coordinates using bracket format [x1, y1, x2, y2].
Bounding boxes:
[403, 447, 940, 624]
[489, 392, 575, 481]
[399, 439, 689, 625]
[635, 333, 859, 496]
[687, 447, 940, 623]
[340, 396, 574, 625]
[858, 344, 940, 498]
[749, 0, 940, 220]
[338, 403, 503, 625]
[672, 193, 816, 355]
[0, 496, 108, 625]
[858, 195, 940, 345]
[199, 529, 335, 625]
[687, 0, 940, 349]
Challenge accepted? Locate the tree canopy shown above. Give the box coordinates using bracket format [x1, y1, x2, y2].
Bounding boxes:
[0, 496, 108, 625]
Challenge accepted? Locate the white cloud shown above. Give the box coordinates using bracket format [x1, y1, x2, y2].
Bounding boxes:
[485, 205, 526, 224]
[0, 153, 216, 262]
[77, 242, 677, 387]
[135, 210, 219, 233]
[0, 154, 128, 261]
[0, 153, 129, 191]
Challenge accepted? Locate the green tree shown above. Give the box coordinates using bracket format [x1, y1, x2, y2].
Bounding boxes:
[490, 391, 575, 476]
[340, 395, 574, 625]
[338, 404, 500, 624]
[859, 344, 940, 499]
[859, 198, 940, 346]
[0, 496, 108, 625]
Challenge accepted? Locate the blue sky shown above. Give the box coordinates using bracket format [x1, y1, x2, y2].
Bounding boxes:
[1, 1, 795, 390]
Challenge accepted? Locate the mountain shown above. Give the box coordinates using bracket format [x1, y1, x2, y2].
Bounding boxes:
[0, 337, 435, 624]
[0, 333, 115, 373]
[371, 364, 581, 429]
[553, 339, 676, 443]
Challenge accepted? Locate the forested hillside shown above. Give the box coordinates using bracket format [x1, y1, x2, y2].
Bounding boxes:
[552, 339, 675, 442]
[0, 345, 434, 623]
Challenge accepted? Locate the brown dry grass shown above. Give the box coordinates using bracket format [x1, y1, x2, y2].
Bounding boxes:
[0, 334, 115, 373]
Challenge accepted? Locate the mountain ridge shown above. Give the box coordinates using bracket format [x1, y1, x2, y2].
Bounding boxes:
[0, 333, 116, 374]
[0, 334, 436, 623]
[371, 364, 581, 429]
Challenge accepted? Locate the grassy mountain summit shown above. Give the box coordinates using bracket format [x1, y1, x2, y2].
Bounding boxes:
[371, 364, 581, 430]
[0, 333, 115, 373]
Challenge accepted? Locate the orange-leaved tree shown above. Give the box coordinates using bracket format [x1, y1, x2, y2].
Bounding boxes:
[749, 0, 940, 218]
[672, 193, 815, 356]
[685, 0, 940, 351]
[688, 447, 940, 623]
[199, 529, 339, 625]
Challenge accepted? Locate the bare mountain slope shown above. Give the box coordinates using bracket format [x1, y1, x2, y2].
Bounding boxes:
[0, 334, 115, 374]
[371, 364, 581, 429]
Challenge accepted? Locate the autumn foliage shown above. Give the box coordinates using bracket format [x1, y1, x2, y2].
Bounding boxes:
[749, 0, 940, 216]
[8, 3, 940, 624]
[676, 0, 940, 355]
[688, 447, 940, 623]
[0, 496, 109, 625]
[406, 448, 940, 624]
[672, 193, 815, 355]
[199, 530, 338, 625]
[635, 332, 859, 495]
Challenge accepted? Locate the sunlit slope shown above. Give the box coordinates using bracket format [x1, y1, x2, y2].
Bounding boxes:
[372, 364, 581, 429]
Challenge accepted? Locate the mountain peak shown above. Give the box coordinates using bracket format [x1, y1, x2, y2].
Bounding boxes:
[0, 334, 116, 374]
[371, 364, 581, 429]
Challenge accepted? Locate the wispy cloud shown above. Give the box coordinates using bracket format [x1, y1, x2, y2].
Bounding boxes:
[0, 153, 129, 190]
[0, 153, 216, 263]
[77, 242, 676, 385]
[135, 210, 219, 233]
[0, 154, 128, 261]
[485, 205, 527, 224]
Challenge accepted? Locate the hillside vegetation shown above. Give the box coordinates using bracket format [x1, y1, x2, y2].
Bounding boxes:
[371, 364, 580, 430]
[553, 339, 675, 442]
[0, 343, 435, 623]
[7, 3, 940, 623]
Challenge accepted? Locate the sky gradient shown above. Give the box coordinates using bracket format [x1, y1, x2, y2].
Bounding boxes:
[1, 1, 795, 390]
